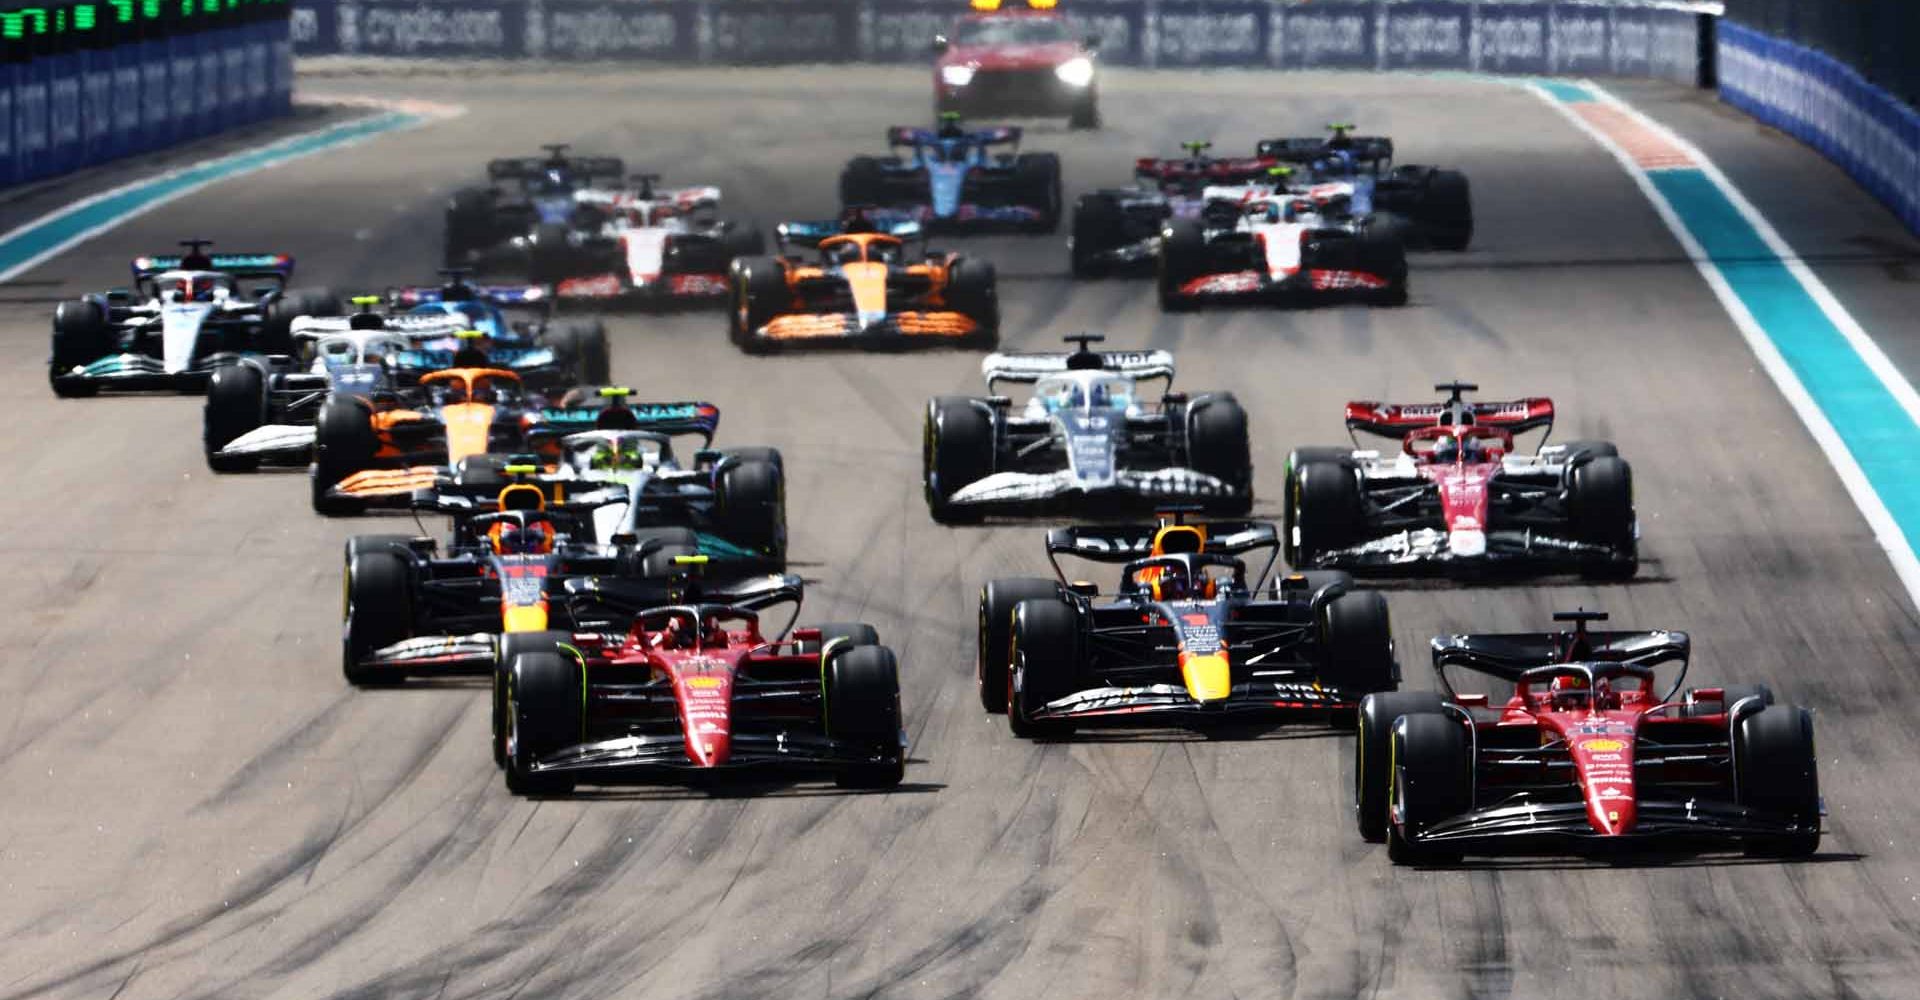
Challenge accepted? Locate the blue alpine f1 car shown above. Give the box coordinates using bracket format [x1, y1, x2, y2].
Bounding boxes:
[838, 116, 1061, 232]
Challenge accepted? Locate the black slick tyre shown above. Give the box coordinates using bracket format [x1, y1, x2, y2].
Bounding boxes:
[1006, 598, 1080, 739]
[924, 397, 993, 523]
[1069, 194, 1123, 278]
[265, 288, 341, 354]
[1013, 152, 1063, 233]
[528, 222, 572, 285]
[1568, 455, 1636, 579]
[1354, 691, 1448, 843]
[505, 651, 581, 796]
[729, 256, 786, 352]
[1289, 461, 1363, 568]
[1320, 590, 1396, 699]
[839, 155, 889, 208]
[1186, 395, 1252, 514]
[494, 631, 570, 769]
[1157, 219, 1204, 312]
[50, 299, 111, 397]
[1068, 87, 1099, 130]
[204, 363, 266, 472]
[977, 578, 1062, 714]
[715, 458, 785, 562]
[826, 644, 906, 789]
[545, 320, 611, 384]
[1736, 705, 1821, 858]
[343, 549, 412, 687]
[312, 396, 377, 516]
[1386, 713, 1471, 865]
[944, 257, 999, 347]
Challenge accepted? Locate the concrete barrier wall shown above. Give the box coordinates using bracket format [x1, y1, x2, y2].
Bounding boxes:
[290, 0, 1704, 82]
[1718, 20, 1920, 236]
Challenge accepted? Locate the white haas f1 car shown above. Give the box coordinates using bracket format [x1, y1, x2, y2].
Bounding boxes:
[922, 335, 1251, 521]
[553, 174, 766, 307]
[1158, 186, 1408, 310]
[1285, 382, 1637, 578]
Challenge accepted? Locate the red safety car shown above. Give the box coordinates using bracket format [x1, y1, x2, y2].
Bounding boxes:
[933, 0, 1100, 129]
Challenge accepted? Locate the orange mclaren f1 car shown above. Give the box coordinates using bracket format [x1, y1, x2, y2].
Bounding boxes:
[726, 215, 999, 353]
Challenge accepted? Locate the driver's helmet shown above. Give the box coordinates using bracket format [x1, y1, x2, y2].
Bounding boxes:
[937, 117, 965, 139]
[825, 241, 864, 266]
[1432, 434, 1488, 464]
[1041, 380, 1086, 412]
[1548, 674, 1590, 710]
[589, 439, 646, 471]
[178, 276, 217, 302]
[1135, 559, 1218, 602]
[1430, 434, 1465, 463]
[1286, 198, 1317, 222]
[837, 206, 878, 234]
[489, 520, 554, 556]
[869, 241, 901, 265]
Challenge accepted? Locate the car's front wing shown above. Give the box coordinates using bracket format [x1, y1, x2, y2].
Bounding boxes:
[1306, 526, 1634, 576]
[1402, 799, 1820, 853]
[944, 467, 1242, 512]
[217, 423, 317, 462]
[52, 353, 217, 392]
[1171, 267, 1394, 301]
[356, 634, 498, 675]
[1030, 680, 1359, 724]
[527, 731, 904, 781]
[750, 311, 984, 348]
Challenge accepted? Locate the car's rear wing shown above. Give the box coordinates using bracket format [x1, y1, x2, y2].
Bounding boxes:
[1255, 136, 1394, 166]
[487, 155, 625, 183]
[775, 217, 923, 256]
[982, 348, 1175, 392]
[1045, 520, 1281, 589]
[532, 400, 722, 446]
[1345, 397, 1555, 440]
[388, 284, 550, 308]
[131, 253, 294, 280]
[1134, 156, 1275, 185]
[887, 125, 1021, 149]
[290, 313, 469, 340]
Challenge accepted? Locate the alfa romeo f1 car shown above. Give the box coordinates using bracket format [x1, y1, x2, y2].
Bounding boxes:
[728, 214, 998, 352]
[1285, 382, 1637, 578]
[1256, 124, 1473, 251]
[48, 241, 339, 396]
[549, 174, 765, 306]
[442, 144, 626, 280]
[341, 473, 777, 687]
[496, 582, 906, 794]
[979, 515, 1397, 737]
[1356, 610, 1820, 863]
[839, 116, 1062, 231]
[1070, 141, 1284, 277]
[934, 0, 1099, 129]
[1157, 187, 1408, 310]
[922, 335, 1250, 521]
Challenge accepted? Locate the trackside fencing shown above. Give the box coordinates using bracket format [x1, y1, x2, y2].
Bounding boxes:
[289, 0, 1707, 84]
[0, 0, 293, 188]
[1717, 20, 1920, 237]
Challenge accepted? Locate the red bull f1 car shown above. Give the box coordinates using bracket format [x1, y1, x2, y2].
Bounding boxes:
[978, 515, 1397, 738]
[1357, 610, 1820, 863]
[1285, 382, 1638, 579]
[728, 214, 998, 352]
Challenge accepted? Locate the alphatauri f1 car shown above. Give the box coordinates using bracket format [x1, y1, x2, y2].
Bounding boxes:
[1285, 382, 1637, 578]
[839, 117, 1062, 231]
[979, 515, 1397, 737]
[728, 214, 998, 352]
[48, 242, 339, 396]
[922, 335, 1250, 521]
[442, 144, 626, 280]
[495, 579, 906, 795]
[1069, 141, 1281, 277]
[1357, 610, 1820, 863]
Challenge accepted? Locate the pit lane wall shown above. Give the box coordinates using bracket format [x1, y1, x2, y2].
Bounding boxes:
[0, 0, 293, 188]
[288, 0, 1705, 83]
[1717, 20, 1920, 237]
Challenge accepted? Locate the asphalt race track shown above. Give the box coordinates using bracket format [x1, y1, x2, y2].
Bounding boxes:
[4, 66, 1919, 1000]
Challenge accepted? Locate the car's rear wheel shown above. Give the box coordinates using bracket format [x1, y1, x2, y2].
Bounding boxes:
[204, 362, 266, 472]
[266, 288, 341, 355]
[1070, 194, 1124, 278]
[944, 257, 999, 347]
[1320, 590, 1396, 701]
[1068, 87, 1100, 130]
[1354, 691, 1449, 843]
[839, 155, 889, 208]
[826, 644, 906, 789]
[977, 578, 1062, 714]
[1007, 598, 1080, 739]
[715, 458, 785, 563]
[1013, 152, 1062, 233]
[528, 223, 573, 285]
[1186, 395, 1252, 513]
[444, 187, 496, 266]
[1736, 704, 1821, 858]
[924, 397, 993, 524]
[1569, 455, 1636, 579]
[544, 320, 611, 384]
[1157, 219, 1205, 312]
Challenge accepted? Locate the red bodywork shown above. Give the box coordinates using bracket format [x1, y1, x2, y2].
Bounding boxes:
[1346, 396, 1556, 546]
[935, 11, 1092, 116]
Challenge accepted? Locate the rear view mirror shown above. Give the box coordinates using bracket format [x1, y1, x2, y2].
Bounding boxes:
[1453, 693, 1489, 709]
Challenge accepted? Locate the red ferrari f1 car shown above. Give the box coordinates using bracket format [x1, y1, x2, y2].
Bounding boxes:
[1356, 610, 1821, 864]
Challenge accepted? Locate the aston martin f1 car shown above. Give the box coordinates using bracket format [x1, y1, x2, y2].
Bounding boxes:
[442, 144, 627, 281]
[341, 473, 782, 687]
[922, 335, 1250, 521]
[549, 175, 765, 307]
[1356, 610, 1820, 863]
[496, 584, 906, 794]
[1284, 382, 1637, 578]
[728, 214, 998, 352]
[1069, 141, 1282, 277]
[979, 515, 1397, 738]
[1256, 124, 1473, 251]
[839, 117, 1062, 231]
[1157, 188, 1408, 310]
[48, 241, 339, 396]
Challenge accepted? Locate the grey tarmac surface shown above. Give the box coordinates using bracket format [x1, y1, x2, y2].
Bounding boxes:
[1, 66, 1918, 1000]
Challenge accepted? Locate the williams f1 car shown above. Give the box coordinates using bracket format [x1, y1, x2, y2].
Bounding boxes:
[443, 144, 627, 281]
[979, 515, 1397, 737]
[1284, 382, 1637, 578]
[1069, 141, 1283, 277]
[548, 174, 765, 306]
[496, 580, 905, 794]
[202, 324, 411, 472]
[922, 335, 1250, 521]
[1157, 188, 1408, 310]
[48, 241, 339, 396]
[1256, 124, 1473, 251]
[839, 116, 1062, 231]
[1357, 610, 1820, 863]
[728, 215, 998, 352]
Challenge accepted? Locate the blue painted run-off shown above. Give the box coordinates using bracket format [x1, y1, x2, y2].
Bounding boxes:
[0, 111, 421, 280]
[1647, 168, 1920, 551]
[1533, 79, 1595, 103]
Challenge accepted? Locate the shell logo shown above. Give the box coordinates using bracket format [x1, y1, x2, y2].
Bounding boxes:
[1581, 738, 1627, 753]
[685, 676, 724, 689]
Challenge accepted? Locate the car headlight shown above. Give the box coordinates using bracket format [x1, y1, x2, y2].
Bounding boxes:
[941, 65, 976, 87]
[1055, 57, 1095, 87]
